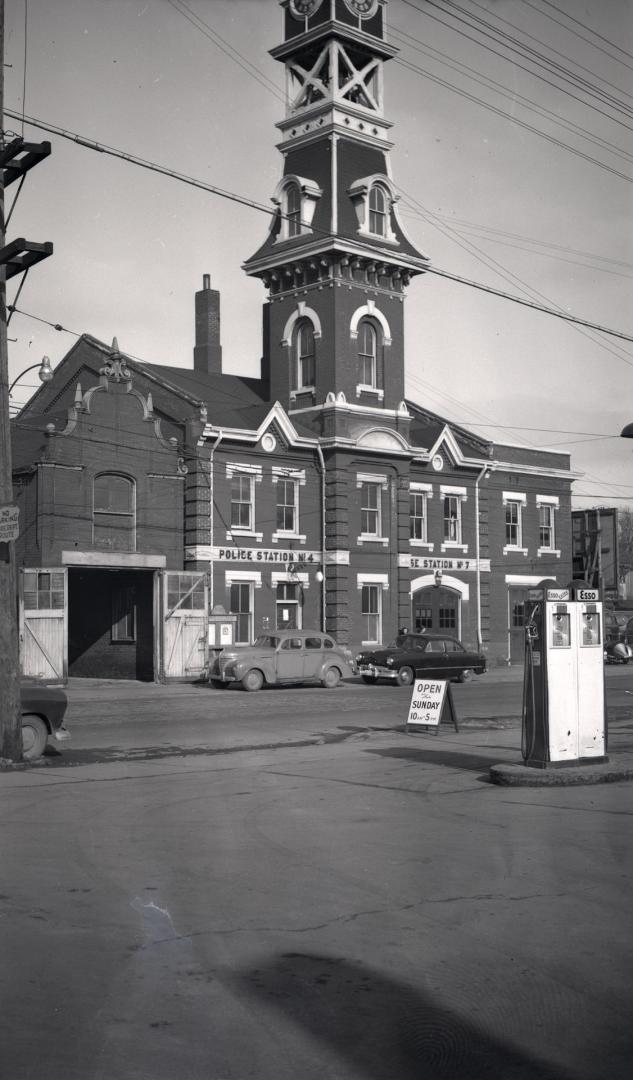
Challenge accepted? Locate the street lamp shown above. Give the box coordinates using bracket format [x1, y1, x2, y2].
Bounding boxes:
[8, 355, 53, 397]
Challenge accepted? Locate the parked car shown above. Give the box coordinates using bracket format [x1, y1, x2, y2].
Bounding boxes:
[356, 632, 487, 686]
[208, 630, 356, 691]
[20, 681, 70, 761]
[604, 639, 633, 664]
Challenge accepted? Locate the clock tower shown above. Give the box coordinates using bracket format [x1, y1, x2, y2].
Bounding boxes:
[243, 0, 428, 440]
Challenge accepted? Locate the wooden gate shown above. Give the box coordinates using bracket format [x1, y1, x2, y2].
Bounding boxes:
[20, 568, 68, 682]
[161, 572, 208, 679]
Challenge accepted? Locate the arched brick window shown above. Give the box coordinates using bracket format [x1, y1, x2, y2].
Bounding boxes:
[369, 183, 387, 236]
[93, 473, 135, 552]
[357, 319, 378, 387]
[293, 318, 316, 390]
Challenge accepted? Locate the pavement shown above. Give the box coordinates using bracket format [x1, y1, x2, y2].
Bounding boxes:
[42, 666, 633, 790]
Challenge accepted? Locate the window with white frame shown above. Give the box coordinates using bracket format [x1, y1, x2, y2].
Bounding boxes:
[361, 481, 381, 536]
[293, 318, 315, 390]
[505, 500, 523, 547]
[368, 183, 387, 236]
[276, 478, 297, 533]
[361, 583, 381, 644]
[441, 486, 467, 549]
[274, 175, 322, 242]
[231, 473, 254, 530]
[443, 495, 461, 544]
[539, 503, 556, 549]
[410, 491, 427, 542]
[230, 581, 252, 644]
[286, 181, 301, 237]
[357, 320, 378, 388]
[276, 582, 301, 630]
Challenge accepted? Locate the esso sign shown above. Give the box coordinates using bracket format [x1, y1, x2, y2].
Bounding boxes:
[576, 588, 599, 602]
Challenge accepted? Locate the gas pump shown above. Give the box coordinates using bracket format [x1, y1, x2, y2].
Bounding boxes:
[522, 580, 607, 768]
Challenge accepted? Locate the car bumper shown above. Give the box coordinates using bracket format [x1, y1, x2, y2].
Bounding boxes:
[358, 664, 398, 681]
[53, 727, 71, 743]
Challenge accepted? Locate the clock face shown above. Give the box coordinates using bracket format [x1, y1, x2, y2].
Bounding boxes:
[290, 0, 323, 18]
[344, 0, 379, 16]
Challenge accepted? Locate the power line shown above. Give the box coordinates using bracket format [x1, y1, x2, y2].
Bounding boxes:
[5, 109, 633, 349]
[526, 0, 633, 73]
[391, 24, 633, 168]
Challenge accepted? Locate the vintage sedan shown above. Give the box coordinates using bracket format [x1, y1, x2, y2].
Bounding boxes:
[208, 630, 356, 691]
[356, 632, 487, 687]
[20, 681, 70, 760]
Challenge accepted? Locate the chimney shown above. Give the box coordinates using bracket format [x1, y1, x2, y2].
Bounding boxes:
[193, 274, 223, 375]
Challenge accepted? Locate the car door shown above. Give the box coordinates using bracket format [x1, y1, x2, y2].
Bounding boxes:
[303, 636, 324, 680]
[275, 636, 305, 681]
[420, 638, 449, 679]
[443, 638, 469, 679]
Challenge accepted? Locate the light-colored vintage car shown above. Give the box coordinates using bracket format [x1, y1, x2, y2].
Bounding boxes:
[208, 629, 356, 691]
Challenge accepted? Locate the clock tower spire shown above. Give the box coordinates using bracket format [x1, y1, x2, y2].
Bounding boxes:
[243, 0, 428, 437]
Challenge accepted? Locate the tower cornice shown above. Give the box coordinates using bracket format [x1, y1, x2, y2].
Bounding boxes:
[270, 22, 398, 65]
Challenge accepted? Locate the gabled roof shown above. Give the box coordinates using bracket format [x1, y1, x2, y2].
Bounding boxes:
[405, 398, 492, 457]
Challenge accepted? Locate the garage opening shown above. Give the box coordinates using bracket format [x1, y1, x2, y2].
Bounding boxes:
[68, 568, 154, 680]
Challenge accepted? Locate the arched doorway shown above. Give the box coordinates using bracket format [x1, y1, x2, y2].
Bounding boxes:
[410, 575, 469, 639]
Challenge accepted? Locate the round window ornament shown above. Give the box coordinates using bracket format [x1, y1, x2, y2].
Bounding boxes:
[261, 432, 277, 453]
[344, 0, 379, 17]
[290, 0, 323, 18]
[432, 454, 444, 472]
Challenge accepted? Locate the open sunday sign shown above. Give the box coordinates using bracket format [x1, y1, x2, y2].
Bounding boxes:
[406, 679, 459, 734]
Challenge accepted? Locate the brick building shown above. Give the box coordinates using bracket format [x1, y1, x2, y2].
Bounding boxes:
[11, 0, 574, 681]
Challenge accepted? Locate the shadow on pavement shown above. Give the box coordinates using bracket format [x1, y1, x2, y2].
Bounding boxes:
[365, 744, 508, 775]
[233, 952, 577, 1080]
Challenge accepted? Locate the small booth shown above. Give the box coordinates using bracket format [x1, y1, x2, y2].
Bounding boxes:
[522, 580, 607, 768]
[208, 605, 237, 659]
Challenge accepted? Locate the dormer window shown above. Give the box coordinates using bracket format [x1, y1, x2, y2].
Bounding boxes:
[286, 182, 301, 238]
[348, 175, 398, 243]
[369, 184, 387, 237]
[273, 175, 323, 243]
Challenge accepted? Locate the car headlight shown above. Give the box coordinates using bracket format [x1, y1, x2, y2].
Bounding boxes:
[355, 654, 363, 663]
[386, 657, 395, 667]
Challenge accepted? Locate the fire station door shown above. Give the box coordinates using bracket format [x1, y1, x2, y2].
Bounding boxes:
[160, 571, 208, 680]
[19, 568, 68, 682]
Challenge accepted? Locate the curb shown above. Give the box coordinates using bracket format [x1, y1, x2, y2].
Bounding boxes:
[489, 758, 633, 787]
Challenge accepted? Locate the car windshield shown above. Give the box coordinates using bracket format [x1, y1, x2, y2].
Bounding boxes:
[253, 635, 280, 648]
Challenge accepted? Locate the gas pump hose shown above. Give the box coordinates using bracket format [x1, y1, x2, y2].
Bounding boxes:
[521, 631, 537, 762]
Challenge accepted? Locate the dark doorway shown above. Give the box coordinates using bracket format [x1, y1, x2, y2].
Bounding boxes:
[68, 568, 154, 680]
[412, 586, 460, 635]
[509, 586, 530, 664]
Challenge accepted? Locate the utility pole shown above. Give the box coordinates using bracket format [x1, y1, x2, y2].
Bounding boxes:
[0, 0, 21, 761]
[0, 0, 52, 760]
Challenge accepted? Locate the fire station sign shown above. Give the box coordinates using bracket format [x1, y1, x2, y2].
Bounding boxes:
[399, 554, 490, 573]
[0, 505, 19, 542]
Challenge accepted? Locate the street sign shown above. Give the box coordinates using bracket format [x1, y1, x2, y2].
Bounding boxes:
[406, 678, 460, 735]
[0, 505, 19, 542]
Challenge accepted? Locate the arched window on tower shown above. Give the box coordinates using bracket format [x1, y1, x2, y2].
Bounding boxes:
[368, 184, 387, 236]
[293, 319, 316, 391]
[357, 319, 380, 389]
[286, 182, 301, 237]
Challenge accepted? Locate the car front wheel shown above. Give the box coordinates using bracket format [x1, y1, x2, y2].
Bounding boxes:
[396, 666, 415, 687]
[241, 669, 264, 692]
[21, 715, 49, 761]
[457, 669, 473, 683]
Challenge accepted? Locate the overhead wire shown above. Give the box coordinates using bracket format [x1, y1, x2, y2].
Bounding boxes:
[525, 0, 633, 73]
[389, 23, 633, 165]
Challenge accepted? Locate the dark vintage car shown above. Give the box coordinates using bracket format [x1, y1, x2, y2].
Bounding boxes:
[208, 629, 356, 691]
[20, 681, 70, 761]
[356, 632, 487, 686]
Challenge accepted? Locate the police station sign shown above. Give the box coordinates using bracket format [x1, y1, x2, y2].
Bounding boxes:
[210, 546, 321, 564]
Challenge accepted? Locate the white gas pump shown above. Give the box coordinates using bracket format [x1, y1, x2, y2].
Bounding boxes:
[522, 580, 607, 768]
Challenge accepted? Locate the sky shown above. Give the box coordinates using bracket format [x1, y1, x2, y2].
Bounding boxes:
[4, 0, 632, 511]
